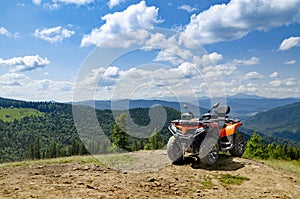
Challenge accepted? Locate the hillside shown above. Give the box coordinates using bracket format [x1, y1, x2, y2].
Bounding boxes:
[244, 102, 300, 142]
[0, 97, 180, 163]
[197, 95, 300, 119]
[0, 151, 299, 199]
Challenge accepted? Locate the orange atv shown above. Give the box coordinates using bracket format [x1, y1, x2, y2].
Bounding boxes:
[167, 103, 245, 166]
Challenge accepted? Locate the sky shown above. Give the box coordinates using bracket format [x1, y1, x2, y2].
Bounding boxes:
[0, 0, 299, 102]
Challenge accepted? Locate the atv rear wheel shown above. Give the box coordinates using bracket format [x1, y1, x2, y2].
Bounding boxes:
[229, 133, 246, 157]
[167, 136, 183, 164]
[199, 140, 219, 166]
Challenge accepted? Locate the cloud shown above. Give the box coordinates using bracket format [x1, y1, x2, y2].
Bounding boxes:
[0, 72, 73, 101]
[0, 73, 30, 86]
[244, 71, 264, 80]
[33, 26, 75, 44]
[284, 60, 296, 65]
[178, 4, 197, 12]
[34, 0, 93, 5]
[269, 72, 279, 78]
[0, 55, 50, 72]
[32, 0, 41, 5]
[278, 36, 300, 51]
[0, 27, 19, 38]
[54, 0, 93, 4]
[81, 1, 161, 47]
[108, 0, 125, 9]
[184, 0, 300, 44]
[232, 57, 260, 66]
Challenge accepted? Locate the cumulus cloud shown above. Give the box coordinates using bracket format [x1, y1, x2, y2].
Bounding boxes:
[232, 57, 260, 66]
[0, 55, 50, 72]
[33, 26, 75, 44]
[184, 0, 300, 44]
[0, 73, 30, 86]
[34, 0, 93, 5]
[108, 0, 125, 9]
[284, 60, 296, 65]
[0, 72, 73, 101]
[81, 1, 161, 47]
[269, 72, 279, 78]
[32, 0, 41, 5]
[278, 36, 300, 51]
[0, 27, 19, 38]
[178, 4, 197, 12]
[244, 71, 264, 80]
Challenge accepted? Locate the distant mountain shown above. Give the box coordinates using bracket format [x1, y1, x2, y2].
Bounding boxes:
[244, 102, 300, 142]
[74, 99, 209, 117]
[228, 93, 267, 99]
[198, 96, 300, 120]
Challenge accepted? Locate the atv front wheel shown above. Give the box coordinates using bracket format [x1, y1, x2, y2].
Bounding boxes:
[229, 133, 246, 157]
[199, 140, 219, 166]
[167, 136, 183, 164]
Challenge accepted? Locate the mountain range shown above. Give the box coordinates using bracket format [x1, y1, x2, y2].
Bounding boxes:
[243, 102, 300, 142]
[74, 93, 300, 120]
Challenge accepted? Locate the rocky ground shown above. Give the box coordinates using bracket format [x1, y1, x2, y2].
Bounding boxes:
[0, 150, 299, 199]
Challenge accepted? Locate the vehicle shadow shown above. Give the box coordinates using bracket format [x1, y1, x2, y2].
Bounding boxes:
[177, 154, 245, 171]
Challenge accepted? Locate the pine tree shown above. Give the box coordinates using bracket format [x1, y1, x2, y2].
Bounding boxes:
[144, 128, 165, 150]
[243, 131, 264, 158]
[110, 113, 130, 152]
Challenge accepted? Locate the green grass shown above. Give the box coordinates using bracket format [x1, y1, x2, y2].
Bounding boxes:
[219, 174, 250, 186]
[0, 108, 44, 122]
[0, 155, 100, 168]
[95, 154, 138, 167]
[0, 154, 138, 169]
[260, 159, 300, 174]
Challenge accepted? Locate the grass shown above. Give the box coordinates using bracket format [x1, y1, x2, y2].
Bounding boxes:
[0, 155, 100, 168]
[0, 107, 44, 122]
[260, 159, 300, 175]
[95, 154, 138, 167]
[219, 174, 250, 186]
[0, 153, 138, 169]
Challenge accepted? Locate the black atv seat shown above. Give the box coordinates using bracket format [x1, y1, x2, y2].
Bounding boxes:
[214, 105, 230, 115]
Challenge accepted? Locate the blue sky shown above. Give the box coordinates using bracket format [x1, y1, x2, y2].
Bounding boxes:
[0, 0, 299, 102]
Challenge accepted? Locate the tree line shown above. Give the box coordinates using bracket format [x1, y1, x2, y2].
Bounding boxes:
[243, 131, 300, 160]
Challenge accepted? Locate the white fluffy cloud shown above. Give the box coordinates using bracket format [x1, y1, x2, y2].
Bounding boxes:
[33, 26, 75, 44]
[178, 4, 197, 12]
[269, 72, 279, 78]
[33, 0, 93, 5]
[108, 0, 125, 9]
[32, 0, 41, 5]
[0, 27, 19, 38]
[81, 1, 161, 47]
[284, 60, 296, 65]
[232, 57, 260, 66]
[244, 71, 264, 80]
[278, 36, 300, 51]
[0, 55, 50, 72]
[184, 0, 300, 44]
[0, 72, 73, 101]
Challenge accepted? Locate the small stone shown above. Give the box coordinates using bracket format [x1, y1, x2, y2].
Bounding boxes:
[87, 185, 95, 189]
[147, 177, 155, 182]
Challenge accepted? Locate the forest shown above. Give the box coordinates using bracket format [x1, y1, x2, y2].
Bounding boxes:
[0, 97, 300, 163]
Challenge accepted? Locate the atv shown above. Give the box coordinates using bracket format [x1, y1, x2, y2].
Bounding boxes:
[167, 103, 245, 166]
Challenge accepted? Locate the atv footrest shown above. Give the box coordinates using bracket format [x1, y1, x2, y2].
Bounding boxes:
[220, 142, 233, 151]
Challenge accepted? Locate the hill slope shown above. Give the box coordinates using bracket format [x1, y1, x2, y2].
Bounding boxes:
[0, 151, 299, 199]
[0, 97, 181, 163]
[244, 102, 300, 142]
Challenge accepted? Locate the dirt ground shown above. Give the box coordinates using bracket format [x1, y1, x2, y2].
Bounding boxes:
[0, 150, 299, 199]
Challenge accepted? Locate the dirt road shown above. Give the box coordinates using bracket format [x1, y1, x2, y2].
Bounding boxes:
[0, 150, 299, 198]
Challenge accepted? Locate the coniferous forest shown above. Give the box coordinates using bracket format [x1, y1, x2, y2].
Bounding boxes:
[0, 97, 180, 163]
[0, 97, 300, 163]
